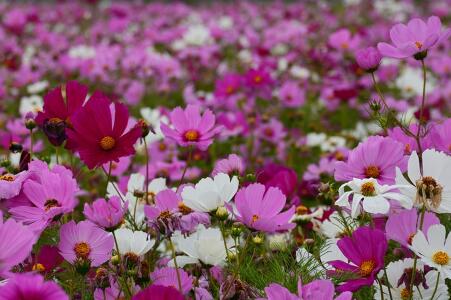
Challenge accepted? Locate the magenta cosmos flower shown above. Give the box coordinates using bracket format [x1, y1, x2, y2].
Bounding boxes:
[355, 47, 382, 72]
[232, 183, 295, 233]
[377, 16, 450, 59]
[257, 163, 298, 197]
[328, 226, 387, 292]
[150, 267, 193, 295]
[334, 136, 406, 184]
[432, 119, 451, 154]
[160, 105, 222, 150]
[67, 93, 142, 169]
[0, 273, 68, 300]
[35, 81, 88, 147]
[58, 220, 114, 268]
[261, 278, 352, 300]
[132, 284, 184, 300]
[83, 196, 128, 231]
[8, 168, 78, 233]
[0, 212, 36, 278]
[385, 208, 439, 248]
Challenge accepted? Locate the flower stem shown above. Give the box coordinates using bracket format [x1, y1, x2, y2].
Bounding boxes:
[409, 206, 426, 300]
[377, 278, 385, 300]
[177, 146, 193, 192]
[219, 222, 231, 262]
[105, 161, 112, 197]
[168, 238, 183, 293]
[143, 138, 149, 197]
[383, 266, 394, 300]
[429, 272, 440, 300]
[29, 129, 33, 160]
[416, 59, 427, 174]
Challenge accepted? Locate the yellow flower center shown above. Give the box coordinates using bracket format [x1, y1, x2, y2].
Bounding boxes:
[226, 86, 234, 94]
[254, 75, 262, 84]
[400, 288, 411, 300]
[341, 42, 349, 49]
[178, 202, 193, 215]
[252, 214, 260, 223]
[159, 210, 172, 219]
[44, 199, 60, 211]
[364, 165, 380, 178]
[32, 263, 45, 272]
[359, 260, 376, 277]
[184, 130, 199, 142]
[296, 205, 309, 215]
[99, 136, 116, 151]
[432, 251, 449, 265]
[414, 41, 423, 49]
[48, 117, 64, 124]
[361, 182, 376, 197]
[0, 174, 15, 181]
[74, 242, 91, 259]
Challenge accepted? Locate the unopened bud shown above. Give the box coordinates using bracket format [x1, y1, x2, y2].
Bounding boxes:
[216, 206, 228, 220]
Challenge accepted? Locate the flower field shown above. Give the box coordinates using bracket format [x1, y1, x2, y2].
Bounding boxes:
[0, 1, 450, 299]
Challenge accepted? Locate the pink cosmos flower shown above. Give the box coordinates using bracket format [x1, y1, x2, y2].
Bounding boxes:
[214, 73, 242, 99]
[0, 273, 68, 300]
[355, 47, 382, 72]
[132, 284, 184, 300]
[150, 267, 193, 295]
[36, 81, 88, 147]
[328, 29, 360, 51]
[388, 124, 433, 155]
[328, 226, 387, 292]
[258, 118, 286, 143]
[334, 136, 406, 184]
[432, 119, 451, 154]
[58, 220, 114, 268]
[83, 196, 128, 231]
[67, 92, 142, 169]
[260, 278, 352, 300]
[377, 16, 450, 59]
[8, 168, 78, 233]
[160, 105, 222, 150]
[232, 183, 295, 233]
[385, 208, 439, 248]
[279, 81, 306, 108]
[0, 170, 28, 200]
[212, 154, 245, 176]
[0, 212, 36, 278]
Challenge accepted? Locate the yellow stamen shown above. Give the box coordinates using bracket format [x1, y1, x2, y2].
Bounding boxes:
[74, 242, 91, 259]
[99, 136, 116, 151]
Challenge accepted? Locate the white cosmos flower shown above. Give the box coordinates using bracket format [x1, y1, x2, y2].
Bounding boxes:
[411, 224, 451, 279]
[113, 228, 154, 257]
[19, 95, 43, 116]
[27, 80, 48, 94]
[374, 258, 448, 300]
[108, 174, 168, 226]
[140, 108, 168, 144]
[170, 225, 233, 267]
[181, 173, 239, 212]
[336, 178, 410, 218]
[318, 211, 356, 239]
[395, 150, 451, 213]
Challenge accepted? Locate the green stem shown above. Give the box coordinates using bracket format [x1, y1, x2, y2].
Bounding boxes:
[409, 206, 426, 300]
[219, 222, 231, 262]
[55, 146, 60, 164]
[168, 238, 183, 293]
[143, 138, 150, 197]
[377, 278, 385, 300]
[176, 146, 193, 192]
[105, 161, 112, 197]
[29, 129, 33, 160]
[429, 272, 440, 300]
[383, 266, 394, 300]
[416, 59, 427, 173]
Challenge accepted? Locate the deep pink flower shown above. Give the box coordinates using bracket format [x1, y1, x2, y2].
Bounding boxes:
[132, 284, 184, 300]
[214, 73, 242, 98]
[58, 220, 114, 268]
[377, 16, 450, 59]
[334, 136, 406, 184]
[328, 29, 360, 51]
[67, 93, 142, 169]
[36, 81, 88, 147]
[387, 124, 433, 155]
[232, 183, 295, 233]
[257, 164, 298, 197]
[83, 196, 128, 230]
[8, 168, 78, 233]
[212, 154, 245, 176]
[28, 245, 64, 274]
[328, 226, 387, 292]
[160, 105, 222, 150]
[385, 208, 439, 248]
[150, 267, 193, 294]
[0, 273, 68, 300]
[355, 47, 382, 72]
[261, 278, 352, 300]
[0, 212, 36, 278]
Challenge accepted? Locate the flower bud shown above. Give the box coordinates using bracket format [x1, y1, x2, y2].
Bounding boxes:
[25, 118, 37, 130]
[215, 206, 228, 220]
[9, 142, 23, 153]
[355, 47, 382, 72]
